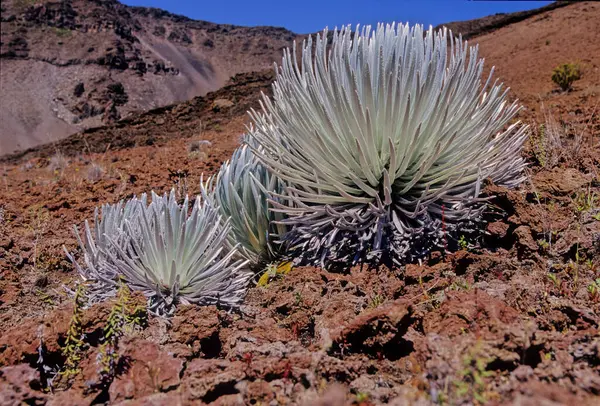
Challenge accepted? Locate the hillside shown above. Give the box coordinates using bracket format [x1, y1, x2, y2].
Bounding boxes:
[473, 1, 600, 114]
[6, 1, 599, 164]
[1, 2, 600, 405]
[435, 1, 570, 39]
[0, 0, 580, 157]
[0, 0, 298, 154]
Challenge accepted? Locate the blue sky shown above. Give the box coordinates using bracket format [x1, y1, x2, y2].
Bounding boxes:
[122, 0, 554, 34]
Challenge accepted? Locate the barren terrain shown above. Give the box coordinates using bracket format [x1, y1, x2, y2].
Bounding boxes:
[1, 1, 599, 405]
[0, 0, 576, 155]
[0, 0, 298, 154]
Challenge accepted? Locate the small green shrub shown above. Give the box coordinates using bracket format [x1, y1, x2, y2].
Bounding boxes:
[59, 284, 87, 383]
[98, 278, 146, 382]
[14, 0, 38, 9]
[551, 63, 581, 91]
[53, 27, 72, 38]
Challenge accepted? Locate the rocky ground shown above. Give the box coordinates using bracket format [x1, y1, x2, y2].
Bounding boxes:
[1, 2, 600, 405]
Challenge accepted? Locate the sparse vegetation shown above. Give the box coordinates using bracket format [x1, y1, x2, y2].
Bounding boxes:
[26, 205, 50, 273]
[529, 106, 570, 168]
[256, 261, 293, 287]
[53, 27, 72, 38]
[453, 343, 495, 404]
[354, 392, 372, 405]
[86, 162, 105, 182]
[537, 238, 550, 251]
[551, 63, 581, 91]
[449, 279, 471, 291]
[48, 150, 68, 177]
[58, 284, 87, 384]
[367, 294, 385, 309]
[547, 272, 563, 292]
[587, 279, 600, 302]
[294, 291, 303, 306]
[97, 278, 146, 382]
[573, 186, 598, 214]
[458, 235, 469, 251]
[35, 288, 56, 307]
[188, 139, 211, 160]
[188, 121, 210, 160]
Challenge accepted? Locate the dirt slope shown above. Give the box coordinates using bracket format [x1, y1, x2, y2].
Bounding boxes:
[0, 0, 298, 154]
[473, 1, 600, 114]
[0, 70, 276, 164]
[435, 1, 571, 39]
[0, 2, 599, 405]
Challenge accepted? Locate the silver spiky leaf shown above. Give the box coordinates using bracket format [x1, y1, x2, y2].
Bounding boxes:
[65, 190, 250, 316]
[205, 138, 288, 265]
[247, 23, 528, 267]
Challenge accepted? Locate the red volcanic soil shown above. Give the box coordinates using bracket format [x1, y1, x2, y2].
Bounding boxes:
[1, 2, 599, 405]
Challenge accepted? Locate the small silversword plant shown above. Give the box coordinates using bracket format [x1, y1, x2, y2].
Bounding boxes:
[66, 190, 250, 316]
[205, 137, 288, 265]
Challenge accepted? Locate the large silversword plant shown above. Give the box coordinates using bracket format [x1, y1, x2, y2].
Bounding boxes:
[247, 23, 528, 267]
[65, 190, 250, 316]
[205, 137, 288, 266]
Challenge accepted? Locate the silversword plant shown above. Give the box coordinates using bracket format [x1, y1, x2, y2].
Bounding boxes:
[206, 137, 288, 265]
[66, 190, 250, 316]
[248, 23, 528, 266]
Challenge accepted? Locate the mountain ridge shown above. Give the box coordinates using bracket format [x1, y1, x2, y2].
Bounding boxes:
[0, 0, 299, 154]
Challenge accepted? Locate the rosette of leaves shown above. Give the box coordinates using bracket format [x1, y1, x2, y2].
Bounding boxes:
[65, 197, 143, 303]
[66, 190, 250, 316]
[247, 23, 528, 267]
[205, 138, 288, 265]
